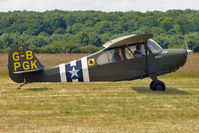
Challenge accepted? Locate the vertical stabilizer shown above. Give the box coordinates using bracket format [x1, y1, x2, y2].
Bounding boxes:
[8, 45, 44, 83]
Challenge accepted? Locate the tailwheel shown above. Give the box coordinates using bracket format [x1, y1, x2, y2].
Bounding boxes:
[17, 87, 21, 89]
[150, 80, 166, 91]
[16, 78, 27, 90]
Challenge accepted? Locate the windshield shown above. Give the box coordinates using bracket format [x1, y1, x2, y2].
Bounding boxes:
[147, 39, 163, 54]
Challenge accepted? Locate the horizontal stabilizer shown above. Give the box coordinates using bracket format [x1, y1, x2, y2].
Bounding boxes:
[13, 68, 43, 74]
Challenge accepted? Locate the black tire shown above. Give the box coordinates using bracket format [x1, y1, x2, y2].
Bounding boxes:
[150, 81, 155, 90]
[150, 80, 166, 91]
[17, 87, 21, 89]
[153, 81, 166, 91]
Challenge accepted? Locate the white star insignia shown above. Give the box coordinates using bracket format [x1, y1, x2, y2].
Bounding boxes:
[68, 66, 79, 78]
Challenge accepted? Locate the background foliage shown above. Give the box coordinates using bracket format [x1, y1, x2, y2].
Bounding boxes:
[0, 10, 199, 53]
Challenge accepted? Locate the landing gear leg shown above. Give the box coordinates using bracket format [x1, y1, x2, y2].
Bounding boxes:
[150, 75, 166, 91]
[17, 79, 27, 89]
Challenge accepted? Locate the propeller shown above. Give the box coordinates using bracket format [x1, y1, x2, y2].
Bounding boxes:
[185, 40, 193, 64]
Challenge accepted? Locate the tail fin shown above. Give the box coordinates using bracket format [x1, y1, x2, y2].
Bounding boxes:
[8, 45, 44, 83]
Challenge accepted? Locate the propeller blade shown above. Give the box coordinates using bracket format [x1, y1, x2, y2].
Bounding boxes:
[185, 40, 192, 64]
[185, 40, 188, 51]
[188, 52, 192, 64]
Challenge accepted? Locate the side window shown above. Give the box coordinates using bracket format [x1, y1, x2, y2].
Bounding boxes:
[97, 48, 124, 65]
[125, 46, 135, 59]
[134, 44, 145, 58]
[97, 50, 112, 65]
[125, 44, 145, 59]
[111, 48, 124, 62]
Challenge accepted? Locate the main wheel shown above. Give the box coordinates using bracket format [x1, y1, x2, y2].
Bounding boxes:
[150, 81, 155, 89]
[150, 80, 166, 91]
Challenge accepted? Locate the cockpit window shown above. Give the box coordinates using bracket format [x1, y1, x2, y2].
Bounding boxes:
[125, 44, 145, 59]
[97, 48, 124, 65]
[147, 39, 163, 54]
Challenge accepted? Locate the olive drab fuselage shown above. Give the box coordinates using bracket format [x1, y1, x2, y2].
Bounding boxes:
[8, 34, 189, 91]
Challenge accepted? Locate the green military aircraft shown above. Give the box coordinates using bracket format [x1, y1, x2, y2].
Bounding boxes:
[8, 34, 192, 91]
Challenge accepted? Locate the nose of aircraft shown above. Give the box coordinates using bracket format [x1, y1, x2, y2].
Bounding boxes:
[166, 49, 189, 71]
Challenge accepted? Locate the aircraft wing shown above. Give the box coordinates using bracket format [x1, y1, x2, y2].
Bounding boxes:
[103, 34, 154, 49]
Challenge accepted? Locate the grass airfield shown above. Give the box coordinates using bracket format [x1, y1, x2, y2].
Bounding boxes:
[0, 54, 199, 133]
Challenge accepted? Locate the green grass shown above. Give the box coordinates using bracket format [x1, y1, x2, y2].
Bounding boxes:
[0, 75, 199, 132]
[0, 53, 199, 132]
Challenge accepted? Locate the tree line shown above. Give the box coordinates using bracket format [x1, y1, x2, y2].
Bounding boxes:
[0, 10, 199, 53]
